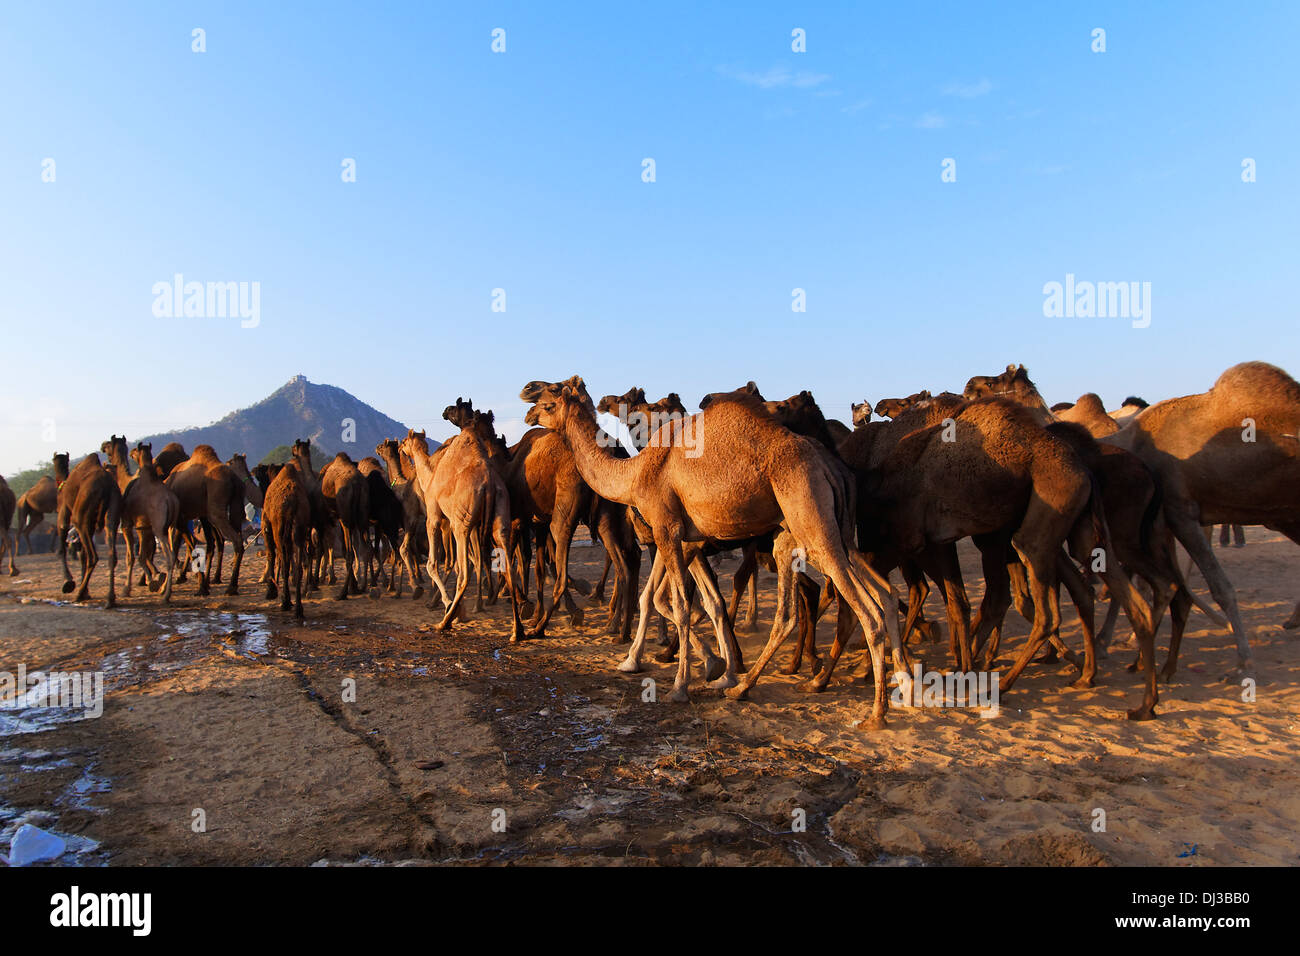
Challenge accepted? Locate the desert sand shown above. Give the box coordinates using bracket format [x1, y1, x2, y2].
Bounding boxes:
[1, 529, 1297, 866]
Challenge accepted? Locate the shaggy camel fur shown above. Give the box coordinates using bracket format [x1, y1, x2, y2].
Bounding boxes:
[522, 377, 899, 726]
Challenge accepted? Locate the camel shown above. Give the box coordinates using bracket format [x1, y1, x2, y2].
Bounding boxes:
[521, 377, 900, 726]
[164, 445, 248, 596]
[262, 448, 312, 618]
[1103, 361, 1300, 668]
[14, 453, 69, 555]
[399, 414, 525, 640]
[318, 452, 374, 600]
[873, 391, 931, 420]
[963, 362, 1242, 676]
[963, 363, 1053, 421]
[0, 476, 16, 576]
[376, 438, 428, 598]
[503, 423, 640, 641]
[851, 400, 874, 429]
[357, 455, 409, 595]
[55, 453, 121, 606]
[100, 436, 181, 601]
[845, 397, 1161, 718]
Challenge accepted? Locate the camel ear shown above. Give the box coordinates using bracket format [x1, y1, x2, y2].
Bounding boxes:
[920, 390, 931, 399]
[1006, 363, 1016, 373]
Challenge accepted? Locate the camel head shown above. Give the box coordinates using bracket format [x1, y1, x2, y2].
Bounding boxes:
[874, 390, 932, 419]
[963, 363, 1034, 401]
[597, 387, 645, 416]
[851, 401, 873, 428]
[399, 428, 429, 460]
[653, 392, 687, 417]
[53, 452, 70, 478]
[130, 442, 154, 472]
[101, 434, 129, 465]
[699, 381, 764, 409]
[253, 463, 280, 493]
[523, 378, 594, 429]
[768, 390, 838, 451]
[443, 397, 477, 429]
[291, 439, 314, 471]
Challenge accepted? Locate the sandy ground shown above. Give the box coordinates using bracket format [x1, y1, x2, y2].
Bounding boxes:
[1, 529, 1297, 866]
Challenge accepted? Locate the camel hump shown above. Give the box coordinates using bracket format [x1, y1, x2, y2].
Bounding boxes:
[1213, 361, 1300, 403]
[1074, 392, 1107, 413]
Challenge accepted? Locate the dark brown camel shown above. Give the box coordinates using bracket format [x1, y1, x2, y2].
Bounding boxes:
[164, 445, 247, 596]
[0, 476, 16, 575]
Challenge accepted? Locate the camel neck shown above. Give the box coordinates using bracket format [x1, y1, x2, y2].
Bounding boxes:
[562, 409, 638, 506]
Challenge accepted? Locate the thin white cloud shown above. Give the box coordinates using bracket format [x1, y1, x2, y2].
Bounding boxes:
[717, 64, 831, 90]
[915, 112, 947, 129]
[941, 78, 994, 98]
[841, 97, 873, 114]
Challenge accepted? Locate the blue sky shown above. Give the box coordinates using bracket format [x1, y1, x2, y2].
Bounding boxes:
[3, 1, 1297, 472]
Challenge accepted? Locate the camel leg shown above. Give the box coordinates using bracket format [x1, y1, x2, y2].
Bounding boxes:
[618, 551, 665, 674]
[728, 543, 759, 633]
[1268, 521, 1300, 629]
[930, 542, 973, 672]
[727, 530, 799, 699]
[437, 525, 472, 630]
[423, 515, 452, 610]
[1168, 509, 1251, 673]
[1160, 586, 1192, 681]
[528, 509, 580, 638]
[596, 518, 634, 644]
[1056, 554, 1097, 688]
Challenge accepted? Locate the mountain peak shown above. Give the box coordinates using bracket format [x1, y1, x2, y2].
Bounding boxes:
[134, 378, 416, 464]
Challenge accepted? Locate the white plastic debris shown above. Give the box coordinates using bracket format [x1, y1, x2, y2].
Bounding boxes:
[8, 823, 67, 866]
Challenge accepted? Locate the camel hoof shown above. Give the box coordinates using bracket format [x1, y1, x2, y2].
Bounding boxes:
[265, 584, 278, 600]
[1283, 611, 1300, 630]
[225, 585, 239, 597]
[411, 586, 424, 601]
[616, 658, 641, 674]
[569, 608, 585, 628]
[654, 648, 677, 664]
[704, 657, 725, 683]
[61, 581, 75, 594]
[707, 674, 738, 691]
[1159, 668, 1177, 684]
[147, 577, 163, 593]
[295, 606, 304, 620]
[1222, 660, 1256, 682]
[667, 689, 690, 704]
[368, 587, 380, 600]
[335, 589, 348, 601]
[723, 683, 750, 701]
[859, 714, 888, 731]
[1070, 675, 1096, 689]
[779, 661, 800, 676]
[1126, 707, 1157, 721]
[105, 596, 117, 609]
[7, 567, 16, 577]
[798, 680, 828, 695]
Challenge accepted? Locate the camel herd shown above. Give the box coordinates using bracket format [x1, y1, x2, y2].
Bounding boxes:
[3, 360, 1298, 729]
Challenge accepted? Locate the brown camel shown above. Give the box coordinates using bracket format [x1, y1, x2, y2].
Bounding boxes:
[963, 363, 1054, 422]
[262, 449, 312, 618]
[1103, 361, 1300, 669]
[400, 417, 525, 639]
[503, 423, 639, 641]
[319, 452, 374, 600]
[521, 377, 899, 725]
[357, 455, 410, 595]
[847, 397, 1161, 718]
[55, 453, 121, 606]
[0, 476, 16, 575]
[100, 436, 181, 601]
[164, 445, 247, 596]
[873, 391, 931, 420]
[851, 400, 874, 429]
[153, 442, 189, 478]
[15, 453, 70, 555]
